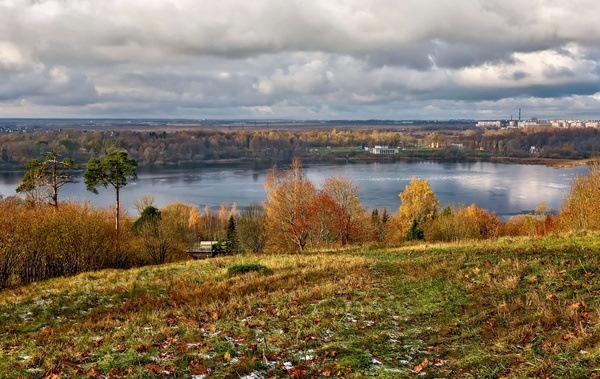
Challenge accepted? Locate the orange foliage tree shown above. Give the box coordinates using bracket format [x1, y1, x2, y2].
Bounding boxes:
[322, 176, 364, 245]
[263, 158, 317, 252]
[307, 192, 340, 247]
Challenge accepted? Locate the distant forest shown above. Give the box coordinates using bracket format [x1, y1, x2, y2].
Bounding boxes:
[1, 127, 599, 168]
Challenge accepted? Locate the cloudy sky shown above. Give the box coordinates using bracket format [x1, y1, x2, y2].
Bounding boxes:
[1, 0, 600, 119]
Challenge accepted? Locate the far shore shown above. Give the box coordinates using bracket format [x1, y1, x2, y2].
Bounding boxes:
[0, 155, 594, 173]
[488, 156, 595, 168]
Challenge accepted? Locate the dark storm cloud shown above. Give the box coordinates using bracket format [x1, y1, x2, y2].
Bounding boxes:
[0, 0, 599, 118]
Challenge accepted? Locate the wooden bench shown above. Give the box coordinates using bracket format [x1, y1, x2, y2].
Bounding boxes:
[186, 241, 218, 259]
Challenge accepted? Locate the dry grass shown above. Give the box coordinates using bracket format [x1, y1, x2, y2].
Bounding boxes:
[2, 234, 600, 378]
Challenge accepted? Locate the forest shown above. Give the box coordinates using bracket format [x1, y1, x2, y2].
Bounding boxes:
[1, 148, 599, 289]
[1, 126, 599, 169]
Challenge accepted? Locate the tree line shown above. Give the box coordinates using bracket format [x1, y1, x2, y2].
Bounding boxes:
[1, 152, 599, 289]
[1, 127, 600, 168]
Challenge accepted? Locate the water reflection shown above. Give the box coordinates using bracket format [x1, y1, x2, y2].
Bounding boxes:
[0, 162, 587, 217]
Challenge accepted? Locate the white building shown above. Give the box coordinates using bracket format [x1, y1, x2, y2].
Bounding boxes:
[585, 121, 600, 128]
[476, 121, 502, 128]
[370, 145, 399, 154]
[518, 118, 551, 128]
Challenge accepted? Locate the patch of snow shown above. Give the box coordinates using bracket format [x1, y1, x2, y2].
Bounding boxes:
[241, 372, 263, 379]
[19, 312, 33, 320]
[283, 362, 294, 370]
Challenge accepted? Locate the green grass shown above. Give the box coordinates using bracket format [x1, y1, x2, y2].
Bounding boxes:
[2, 233, 600, 378]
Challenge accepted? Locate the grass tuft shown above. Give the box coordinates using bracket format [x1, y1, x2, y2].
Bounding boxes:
[227, 263, 272, 276]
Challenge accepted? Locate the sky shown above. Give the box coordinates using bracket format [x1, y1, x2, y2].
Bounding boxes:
[1, 0, 599, 120]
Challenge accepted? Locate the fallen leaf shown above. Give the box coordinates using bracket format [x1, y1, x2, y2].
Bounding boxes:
[108, 368, 125, 378]
[413, 358, 428, 373]
[145, 363, 162, 375]
[189, 360, 208, 375]
[224, 351, 231, 362]
[86, 367, 101, 378]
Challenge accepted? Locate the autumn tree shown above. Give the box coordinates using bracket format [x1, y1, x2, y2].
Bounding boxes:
[398, 177, 439, 223]
[391, 177, 439, 243]
[237, 204, 267, 253]
[425, 204, 500, 242]
[263, 158, 317, 252]
[371, 208, 390, 243]
[0, 204, 24, 287]
[84, 151, 137, 260]
[134, 194, 156, 215]
[308, 192, 340, 246]
[132, 205, 182, 264]
[1, 201, 115, 286]
[322, 176, 363, 245]
[560, 162, 600, 230]
[16, 151, 76, 208]
[204, 205, 216, 240]
[218, 202, 229, 231]
[188, 206, 204, 240]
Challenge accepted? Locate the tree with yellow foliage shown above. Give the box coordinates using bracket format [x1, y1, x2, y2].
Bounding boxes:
[391, 177, 440, 242]
[263, 158, 317, 252]
[398, 177, 439, 224]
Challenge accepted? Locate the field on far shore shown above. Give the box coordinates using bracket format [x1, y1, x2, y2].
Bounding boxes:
[2, 234, 600, 378]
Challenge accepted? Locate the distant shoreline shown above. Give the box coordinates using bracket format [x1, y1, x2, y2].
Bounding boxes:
[0, 155, 592, 173]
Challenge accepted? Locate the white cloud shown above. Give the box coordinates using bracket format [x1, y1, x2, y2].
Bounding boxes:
[1, 0, 600, 118]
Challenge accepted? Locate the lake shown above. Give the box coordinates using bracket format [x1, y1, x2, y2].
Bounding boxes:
[0, 161, 589, 217]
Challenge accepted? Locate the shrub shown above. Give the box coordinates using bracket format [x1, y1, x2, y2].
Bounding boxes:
[560, 162, 600, 230]
[227, 263, 272, 276]
[425, 204, 500, 242]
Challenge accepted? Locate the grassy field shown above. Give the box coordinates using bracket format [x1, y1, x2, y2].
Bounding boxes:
[2, 234, 600, 378]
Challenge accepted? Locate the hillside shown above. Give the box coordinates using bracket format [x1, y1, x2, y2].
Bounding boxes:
[2, 234, 600, 378]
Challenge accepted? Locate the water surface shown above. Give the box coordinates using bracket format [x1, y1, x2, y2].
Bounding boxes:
[0, 161, 587, 217]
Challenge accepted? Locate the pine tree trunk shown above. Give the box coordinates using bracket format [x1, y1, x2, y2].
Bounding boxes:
[115, 186, 120, 261]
